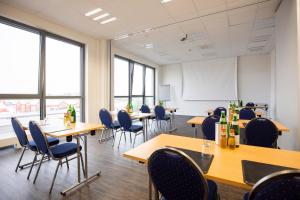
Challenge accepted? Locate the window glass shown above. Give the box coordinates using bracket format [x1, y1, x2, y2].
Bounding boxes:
[132, 63, 144, 95]
[114, 58, 129, 96]
[145, 68, 154, 96]
[46, 99, 81, 121]
[0, 23, 40, 94]
[46, 37, 81, 96]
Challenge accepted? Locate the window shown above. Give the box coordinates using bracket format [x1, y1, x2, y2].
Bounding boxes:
[0, 17, 85, 138]
[113, 56, 155, 111]
[0, 23, 40, 94]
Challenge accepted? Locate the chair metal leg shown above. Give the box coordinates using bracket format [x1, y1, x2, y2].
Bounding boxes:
[80, 153, 85, 176]
[111, 129, 115, 146]
[130, 132, 132, 143]
[27, 153, 37, 180]
[123, 131, 127, 142]
[15, 147, 26, 172]
[33, 154, 45, 184]
[133, 133, 137, 147]
[65, 157, 69, 169]
[49, 160, 61, 194]
[118, 131, 124, 148]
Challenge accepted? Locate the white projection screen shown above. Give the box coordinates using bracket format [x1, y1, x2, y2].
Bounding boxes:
[182, 57, 237, 100]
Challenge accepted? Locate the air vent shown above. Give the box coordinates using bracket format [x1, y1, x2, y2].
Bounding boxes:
[254, 18, 275, 30]
[251, 35, 271, 43]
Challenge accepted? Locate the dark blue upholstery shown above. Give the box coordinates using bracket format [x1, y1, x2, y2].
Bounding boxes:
[213, 107, 226, 117]
[28, 137, 59, 151]
[245, 170, 300, 200]
[155, 106, 169, 121]
[202, 115, 220, 140]
[148, 148, 218, 200]
[29, 121, 50, 155]
[99, 108, 120, 129]
[11, 117, 29, 147]
[140, 104, 151, 113]
[245, 118, 278, 148]
[240, 108, 256, 120]
[246, 102, 255, 107]
[117, 110, 143, 133]
[50, 143, 82, 159]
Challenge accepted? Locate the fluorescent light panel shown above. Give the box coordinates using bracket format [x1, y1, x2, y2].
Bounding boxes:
[85, 8, 102, 16]
[144, 43, 153, 48]
[101, 17, 117, 24]
[114, 34, 129, 40]
[161, 0, 172, 4]
[93, 13, 110, 21]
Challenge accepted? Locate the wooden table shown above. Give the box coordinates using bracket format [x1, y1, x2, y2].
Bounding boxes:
[123, 134, 300, 199]
[186, 116, 289, 137]
[26, 122, 104, 195]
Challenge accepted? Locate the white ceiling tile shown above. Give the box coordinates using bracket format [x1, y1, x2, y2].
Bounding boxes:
[226, 0, 259, 9]
[228, 4, 257, 25]
[193, 0, 226, 16]
[162, 0, 198, 21]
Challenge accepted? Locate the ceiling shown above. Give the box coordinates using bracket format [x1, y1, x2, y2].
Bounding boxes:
[1, 0, 280, 65]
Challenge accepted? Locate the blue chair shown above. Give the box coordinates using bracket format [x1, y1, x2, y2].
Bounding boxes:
[99, 108, 120, 146]
[140, 104, 156, 132]
[117, 110, 144, 148]
[246, 102, 255, 107]
[11, 117, 59, 179]
[244, 170, 300, 200]
[213, 107, 226, 117]
[29, 121, 85, 193]
[148, 147, 219, 200]
[245, 118, 278, 148]
[202, 115, 220, 140]
[240, 108, 256, 120]
[154, 105, 171, 132]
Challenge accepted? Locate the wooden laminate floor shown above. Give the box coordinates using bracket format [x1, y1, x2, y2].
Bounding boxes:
[0, 115, 247, 200]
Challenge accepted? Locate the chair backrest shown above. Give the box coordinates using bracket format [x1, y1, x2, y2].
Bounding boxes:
[246, 102, 255, 107]
[140, 104, 151, 113]
[117, 110, 132, 131]
[99, 108, 113, 128]
[213, 107, 226, 117]
[248, 170, 300, 200]
[202, 115, 220, 140]
[29, 121, 49, 155]
[245, 118, 278, 148]
[148, 147, 209, 200]
[154, 105, 165, 120]
[239, 108, 256, 120]
[11, 117, 29, 147]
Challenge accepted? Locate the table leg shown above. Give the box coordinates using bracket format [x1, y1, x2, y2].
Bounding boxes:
[168, 111, 177, 132]
[60, 132, 101, 196]
[194, 125, 198, 138]
[76, 136, 81, 183]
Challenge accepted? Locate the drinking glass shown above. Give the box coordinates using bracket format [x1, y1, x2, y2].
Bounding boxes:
[201, 141, 211, 157]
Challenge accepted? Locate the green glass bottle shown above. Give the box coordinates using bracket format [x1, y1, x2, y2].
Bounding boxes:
[71, 105, 76, 123]
[231, 114, 240, 147]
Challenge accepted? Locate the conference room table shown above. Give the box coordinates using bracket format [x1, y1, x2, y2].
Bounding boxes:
[186, 116, 289, 137]
[25, 121, 104, 195]
[123, 134, 300, 200]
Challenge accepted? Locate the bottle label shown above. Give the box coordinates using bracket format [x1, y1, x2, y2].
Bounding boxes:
[235, 135, 240, 146]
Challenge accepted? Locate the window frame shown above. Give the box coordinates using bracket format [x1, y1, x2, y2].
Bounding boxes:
[0, 16, 85, 121]
[112, 55, 155, 110]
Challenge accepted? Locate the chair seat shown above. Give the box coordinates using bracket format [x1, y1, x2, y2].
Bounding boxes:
[50, 142, 82, 159]
[112, 121, 120, 129]
[161, 180, 218, 200]
[129, 124, 143, 133]
[28, 137, 59, 151]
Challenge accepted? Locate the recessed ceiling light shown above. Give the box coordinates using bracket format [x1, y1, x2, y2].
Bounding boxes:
[85, 8, 102, 17]
[144, 28, 153, 33]
[101, 17, 117, 24]
[93, 13, 110, 21]
[114, 34, 129, 40]
[161, 0, 172, 4]
[144, 43, 153, 48]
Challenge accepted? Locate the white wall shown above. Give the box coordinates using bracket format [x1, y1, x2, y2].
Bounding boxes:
[159, 54, 271, 116]
[0, 3, 110, 124]
[274, 0, 299, 150]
